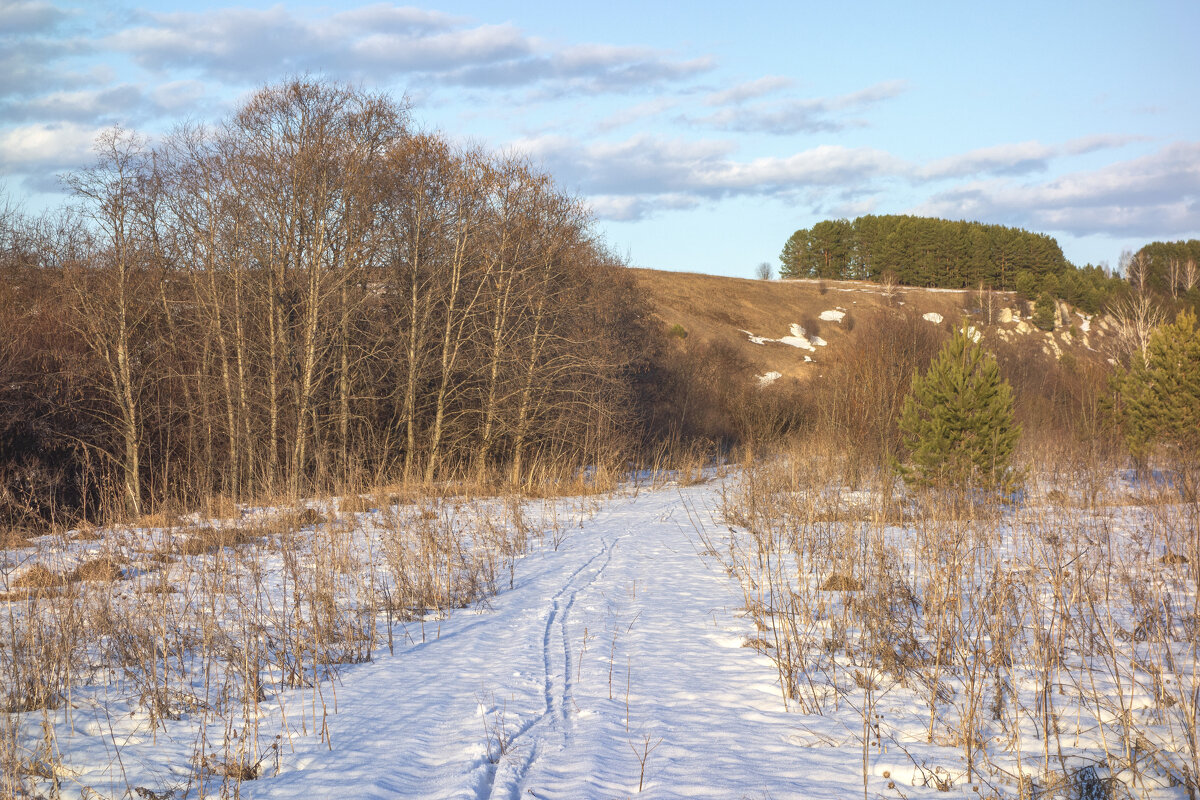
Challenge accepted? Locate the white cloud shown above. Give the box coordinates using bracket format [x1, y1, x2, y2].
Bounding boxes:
[595, 98, 679, 132]
[1063, 133, 1146, 155]
[704, 76, 793, 107]
[698, 145, 902, 191]
[514, 133, 900, 220]
[911, 141, 1200, 236]
[917, 141, 1055, 179]
[327, 4, 461, 34]
[916, 135, 1147, 180]
[691, 79, 908, 134]
[105, 5, 709, 94]
[0, 121, 101, 171]
[0, 84, 147, 123]
[150, 80, 212, 113]
[0, 0, 67, 35]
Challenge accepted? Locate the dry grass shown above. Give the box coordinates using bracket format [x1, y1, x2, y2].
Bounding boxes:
[294, 507, 328, 526]
[136, 511, 186, 529]
[164, 524, 277, 556]
[0, 466, 600, 798]
[0, 529, 33, 549]
[69, 525, 102, 541]
[631, 268, 1022, 387]
[68, 555, 124, 582]
[11, 564, 61, 590]
[710, 444, 1200, 796]
[339, 494, 375, 513]
[200, 494, 241, 519]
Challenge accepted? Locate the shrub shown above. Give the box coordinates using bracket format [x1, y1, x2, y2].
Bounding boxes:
[813, 307, 945, 467]
[897, 324, 1021, 491]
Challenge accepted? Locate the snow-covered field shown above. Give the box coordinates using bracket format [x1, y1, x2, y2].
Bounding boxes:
[2, 469, 1198, 799]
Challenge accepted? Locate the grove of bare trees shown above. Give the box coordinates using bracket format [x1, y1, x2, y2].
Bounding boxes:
[0, 79, 649, 526]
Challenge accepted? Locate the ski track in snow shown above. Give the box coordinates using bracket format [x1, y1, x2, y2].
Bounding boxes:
[242, 484, 859, 799]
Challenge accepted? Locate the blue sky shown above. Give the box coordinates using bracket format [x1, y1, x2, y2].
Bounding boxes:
[2, 0, 1198, 278]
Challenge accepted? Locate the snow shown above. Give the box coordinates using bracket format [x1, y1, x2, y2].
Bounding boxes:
[5, 472, 1197, 799]
[922, 312, 943, 324]
[743, 323, 828, 352]
[757, 371, 782, 386]
[818, 309, 845, 323]
[3, 482, 873, 799]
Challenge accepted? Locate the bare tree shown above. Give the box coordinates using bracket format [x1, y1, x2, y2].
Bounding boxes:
[1107, 291, 1166, 365]
[755, 261, 773, 281]
[63, 128, 158, 516]
[472, 158, 543, 478]
[1124, 252, 1150, 295]
[1168, 258, 1183, 300]
[9, 78, 648, 519]
[225, 79, 403, 495]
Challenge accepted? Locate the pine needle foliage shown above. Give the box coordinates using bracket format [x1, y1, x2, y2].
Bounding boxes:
[1111, 308, 1200, 463]
[898, 324, 1021, 491]
[1033, 292, 1057, 331]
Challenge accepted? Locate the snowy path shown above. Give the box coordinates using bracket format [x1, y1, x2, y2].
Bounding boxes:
[247, 483, 853, 799]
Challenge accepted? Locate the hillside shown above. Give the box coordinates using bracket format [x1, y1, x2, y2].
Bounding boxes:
[631, 267, 1119, 388]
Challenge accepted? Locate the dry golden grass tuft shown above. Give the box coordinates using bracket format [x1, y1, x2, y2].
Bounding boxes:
[70, 525, 102, 541]
[166, 524, 276, 556]
[0, 529, 33, 549]
[200, 494, 240, 519]
[12, 564, 62, 589]
[69, 555, 124, 582]
[820, 573, 864, 591]
[339, 494, 375, 513]
[743, 637, 775, 652]
[295, 507, 328, 526]
[136, 511, 186, 529]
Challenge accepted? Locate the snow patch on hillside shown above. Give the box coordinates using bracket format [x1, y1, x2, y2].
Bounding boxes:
[922, 312, 943, 324]
[819, 308, 846, 322]
[743, 324, 827, 352]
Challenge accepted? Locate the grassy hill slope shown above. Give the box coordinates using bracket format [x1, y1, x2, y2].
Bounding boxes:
[632, 268, 1118, 385]
[630, 268, 1121, 456]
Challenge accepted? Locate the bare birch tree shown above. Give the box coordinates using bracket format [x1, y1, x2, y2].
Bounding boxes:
[63, 128, 157, 516]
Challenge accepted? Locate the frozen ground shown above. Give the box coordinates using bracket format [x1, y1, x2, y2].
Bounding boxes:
[243, 483, 845, 800]
[4, 479, 877, 799]
[4, 472, 1196, 798]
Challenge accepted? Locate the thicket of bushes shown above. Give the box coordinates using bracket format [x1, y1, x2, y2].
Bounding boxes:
[645, 301, 1125, 489]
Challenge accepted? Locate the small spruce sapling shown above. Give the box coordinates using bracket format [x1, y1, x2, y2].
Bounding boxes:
[1110, 308, 1200, 465]
[897, 323, 1021, 492]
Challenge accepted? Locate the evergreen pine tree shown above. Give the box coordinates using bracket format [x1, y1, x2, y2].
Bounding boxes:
[1111, 309, 1200, 462]
[898, 324, 1021, 491]
[1033, 292, 1057, 331]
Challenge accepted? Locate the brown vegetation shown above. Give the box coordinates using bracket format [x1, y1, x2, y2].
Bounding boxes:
[715, 446, 1200, 795]
[0, 79, 650, 530]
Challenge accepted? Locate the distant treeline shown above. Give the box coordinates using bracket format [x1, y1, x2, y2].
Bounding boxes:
[0, 79, 654, 528]
[780, 215, 1126, 312]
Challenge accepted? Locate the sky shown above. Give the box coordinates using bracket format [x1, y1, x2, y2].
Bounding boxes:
[2, 0, 1198, 279]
